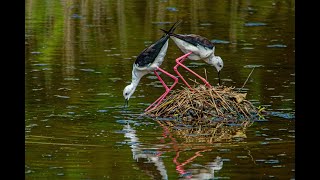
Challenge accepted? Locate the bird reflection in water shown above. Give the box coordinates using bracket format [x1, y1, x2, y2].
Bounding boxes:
[122, 122, 224, 179]
[123, 123, 168, 179]
[160, 122, 223, 179]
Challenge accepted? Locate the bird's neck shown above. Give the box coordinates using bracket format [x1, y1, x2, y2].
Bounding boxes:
[205, 54, 215, 65]
[203, 57, 210, 64]
[131, 68, 142, 87]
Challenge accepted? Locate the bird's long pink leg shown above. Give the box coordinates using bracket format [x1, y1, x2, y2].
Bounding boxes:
[145, 67, 178, 112]
[174, 51, 212, 88]
[173, 52, 192, 89]
[144, 71, 168, 111]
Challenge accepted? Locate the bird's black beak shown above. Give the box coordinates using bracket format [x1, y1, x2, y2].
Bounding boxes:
[218, 71, 221, 86]
[124, 99, 129, 108]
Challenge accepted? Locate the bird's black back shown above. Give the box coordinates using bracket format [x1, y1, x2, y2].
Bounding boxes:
[172, 33, 214, 49]
[134, 20, 182, 68]
[134, 35, 169, 68]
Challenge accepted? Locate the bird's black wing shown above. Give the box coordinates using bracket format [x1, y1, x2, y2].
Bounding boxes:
[172, 33, 214, 49]
[134, 20, 182, 68]
[134, 35, 169, 68]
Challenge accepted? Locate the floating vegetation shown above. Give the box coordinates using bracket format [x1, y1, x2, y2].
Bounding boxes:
[146, 85, 260, 119]
[145, 84, 265, 143]
[144, 67, 265, 143]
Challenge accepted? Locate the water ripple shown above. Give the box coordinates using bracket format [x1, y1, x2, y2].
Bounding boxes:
[267, 44, 287, 48]
[269, 111, 295, 119]
[166, 7, 178, 12]
[244, 22, 267, 27]
[211, 39, 230, 44]
[265, 159, 280, 164]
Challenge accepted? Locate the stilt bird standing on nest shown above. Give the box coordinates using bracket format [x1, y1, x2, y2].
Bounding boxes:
[160, 26, 224, 88]
[123, 20, 182, 111]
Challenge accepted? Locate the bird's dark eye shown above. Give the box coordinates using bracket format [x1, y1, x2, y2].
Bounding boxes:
[125, 93, 128, 96]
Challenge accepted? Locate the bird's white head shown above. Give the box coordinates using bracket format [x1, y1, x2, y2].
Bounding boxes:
[210, 56, 224, 72]
[123, 84, 136, 106]
[209, 55, 224, 85]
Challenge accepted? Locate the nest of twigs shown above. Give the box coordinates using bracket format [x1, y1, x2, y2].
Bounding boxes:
[145, 85, 263, 142]
[145, 85, 260, 120]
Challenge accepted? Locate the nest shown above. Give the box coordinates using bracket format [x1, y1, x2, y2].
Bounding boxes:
[145, 85, 260, 120]
[145, 85, 264, 143]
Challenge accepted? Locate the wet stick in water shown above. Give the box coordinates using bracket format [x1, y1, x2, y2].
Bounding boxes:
[238, 67, 255, 93]
[204, 68, 208, 82]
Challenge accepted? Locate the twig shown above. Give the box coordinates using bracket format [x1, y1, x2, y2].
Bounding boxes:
[238, 67, 255, 93]
[204, 68, 208, 81]
[210, 88, 233, 111]
[188, 78, 201, 85]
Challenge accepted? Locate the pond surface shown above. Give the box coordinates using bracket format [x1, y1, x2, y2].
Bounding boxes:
[25, 0, 295, 179]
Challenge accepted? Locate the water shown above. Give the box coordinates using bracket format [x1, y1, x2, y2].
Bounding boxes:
[25, 0, 295, 179]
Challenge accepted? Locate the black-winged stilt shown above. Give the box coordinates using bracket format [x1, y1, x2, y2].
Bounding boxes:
[160, 28, 224, 88]
[123, 20, 182, 111]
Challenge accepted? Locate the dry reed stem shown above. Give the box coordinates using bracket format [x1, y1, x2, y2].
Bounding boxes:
[238, 67, 255, 93]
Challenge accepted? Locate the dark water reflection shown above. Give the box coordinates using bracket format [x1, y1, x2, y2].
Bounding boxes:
[25, 0, 294, 179]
